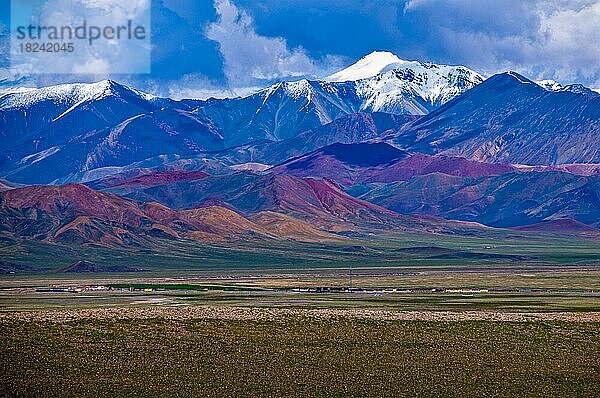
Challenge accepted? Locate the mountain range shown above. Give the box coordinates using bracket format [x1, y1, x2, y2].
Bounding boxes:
[1, 51, 600, 249]
[386, 72, 600, 164]
[0, 52, 481, 183]
[0, 182, 345, 246]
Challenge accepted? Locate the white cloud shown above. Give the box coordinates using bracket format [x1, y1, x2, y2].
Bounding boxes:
[404, 0, 600, 85]
[164, 74, 261, 100]
[10, 0, 151, 76]
[169, 85, 261, 100]
[71, 58, 111, 76]
[535, 2, 600, 82]
[127, 73, 262, 101]
[205, 0, 342, 87]
[403, 0, 431, 13]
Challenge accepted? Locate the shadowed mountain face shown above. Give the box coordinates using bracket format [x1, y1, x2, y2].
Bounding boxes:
[0, 81, 177, 148]
[272, 143, 515, 186]
[0, 103, 224, 184]
[200, 112, 417, 166]
[388, 72, 600, 165]
[0, 81, 179, 182]
[354, 171, 600, 228]
[317, 143, 409, 167]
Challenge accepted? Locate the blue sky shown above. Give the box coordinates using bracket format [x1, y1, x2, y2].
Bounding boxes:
[1, 0, 599, 98]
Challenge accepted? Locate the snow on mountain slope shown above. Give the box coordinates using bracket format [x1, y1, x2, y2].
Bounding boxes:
[326, 51, 410, 82]
[199, 54, 484, 146]
[388, 72, 600, 165]
[536, 79, 600, 98]
[0, 80, 142, 110]
[324, 51, 485, 112]
[1, 52, 484, 183]
[0, 80, 176, 150]
[2, 51, 483, 150]
[537, 79, 563, 91]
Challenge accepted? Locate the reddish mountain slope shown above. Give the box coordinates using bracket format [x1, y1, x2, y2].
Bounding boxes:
[0, 179, 19, 192]
[89, 170, 210, 189]
[0, 183, 345, 245]
[249, 211, 342, 242]
[1, 183, 149, 227]
[271, 143, 516, 186]
[103, 170, 482, 234]
[182, 206, 274, 241]
[368, 153, 514, 182]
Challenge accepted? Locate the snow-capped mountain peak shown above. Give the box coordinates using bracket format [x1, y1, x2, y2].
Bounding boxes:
[535, 79, 599, 98]
[243, 52, 485, 122]
[321, 51, 485, 114]
[0, 80, 157, 110]
[325, 51, 410, 82]
[282, 79, 314, 99]
[537, 79, 563, 91]
[560, 84, 600, 98]
[0, 80, 114, 110]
